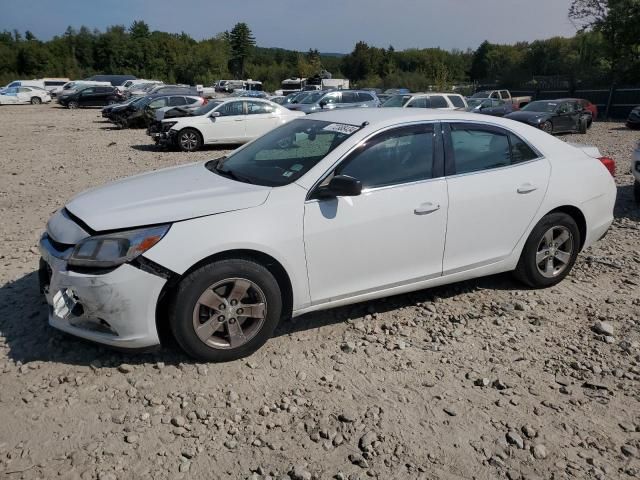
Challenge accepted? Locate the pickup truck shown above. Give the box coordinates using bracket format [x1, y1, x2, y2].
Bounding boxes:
[469, 89, 531, 109]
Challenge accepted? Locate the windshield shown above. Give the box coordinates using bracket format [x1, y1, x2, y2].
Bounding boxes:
[521, 101, 557, 113]
[300, 92, 325, 104]
[470, 91, 490, 99]
[194, 101, 223, 116]
[206, 119, 360, 187]
[382, 95, 412, 107]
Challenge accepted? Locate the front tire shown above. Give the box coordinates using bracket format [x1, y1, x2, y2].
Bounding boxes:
[67, 101, 79, 109]
[540, 121, 553, 135]
[31, 97, 42, 105]
[578, 118, 588, 134]
[514, 213, 580, 288]
[169, 258, 282, 362]
[177, 128, 202, 152]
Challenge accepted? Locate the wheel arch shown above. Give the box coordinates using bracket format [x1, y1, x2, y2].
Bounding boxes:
[545, 205, 587, 251]
[177, 126, 204, 144]
[155, 248, 294, 346]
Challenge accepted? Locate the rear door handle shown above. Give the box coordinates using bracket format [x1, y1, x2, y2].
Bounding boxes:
[517, 183, 538, 194]
[414, 202, 440, 215]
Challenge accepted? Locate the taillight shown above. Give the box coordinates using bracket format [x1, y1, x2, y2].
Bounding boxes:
[201, 97, 208, 104]
[598, 156, 615, 176]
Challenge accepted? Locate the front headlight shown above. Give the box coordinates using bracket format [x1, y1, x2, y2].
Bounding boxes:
[162, 121, 178, 132]
[68, 225, 170, 268]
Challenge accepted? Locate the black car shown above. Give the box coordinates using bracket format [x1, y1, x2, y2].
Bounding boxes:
[467, 98, 515, 117]
[58, 86, 122, 109]
[101, 96, 142, 119]
[84, 74, 137, 87]
[627, 106, 640, 130]
[505, 99, 591, 134]
[110, 94, 203, 128]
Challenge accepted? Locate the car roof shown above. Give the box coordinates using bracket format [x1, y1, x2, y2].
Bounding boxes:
[306, 108, 526, 130]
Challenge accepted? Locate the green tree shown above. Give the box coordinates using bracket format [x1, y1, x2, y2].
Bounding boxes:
[227, 22, 255, 78]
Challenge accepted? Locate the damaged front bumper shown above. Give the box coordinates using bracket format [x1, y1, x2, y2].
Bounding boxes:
[39, 234, 167, 350]
[147, 129, 178, 147]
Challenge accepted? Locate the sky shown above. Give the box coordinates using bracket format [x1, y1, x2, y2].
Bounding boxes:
[0, 0, 578, 53]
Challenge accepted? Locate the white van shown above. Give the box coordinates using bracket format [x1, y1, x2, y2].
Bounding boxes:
[51, 80, 112, 97]
[4, 78, 70, 93]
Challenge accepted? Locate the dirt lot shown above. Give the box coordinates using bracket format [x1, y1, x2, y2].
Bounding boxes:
[0, 104, 639, 480]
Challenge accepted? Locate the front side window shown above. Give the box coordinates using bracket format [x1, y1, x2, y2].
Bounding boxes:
[429, 96, 448, 108]
[448, 95, 466, 108]
[218, 101, 245, 116]
[148, 98, 167, 108]
[207, 119, 359, 187]
[557, 102, 571, 114]
[81, 88, 94, 95]
[449, 123, 538, 174]
[19, 87, 30, 93]
[322, 92, 340, 104]
[335, 125, 435, 189]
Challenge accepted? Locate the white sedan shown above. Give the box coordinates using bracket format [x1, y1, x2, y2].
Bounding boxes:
[152, 97, 305, 151]
[39, 109, 616, 361]
[0, 86, 51, 105]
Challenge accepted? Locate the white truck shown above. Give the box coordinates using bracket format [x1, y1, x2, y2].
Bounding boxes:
[469, 89, 531, 109]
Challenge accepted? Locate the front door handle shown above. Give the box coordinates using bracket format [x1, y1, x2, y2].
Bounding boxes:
[517, 183, 538, 194]
[414, 202, 440, 215]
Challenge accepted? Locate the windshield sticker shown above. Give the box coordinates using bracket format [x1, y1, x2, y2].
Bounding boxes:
[282, 171, 294, 177]
[289, 164, 303, 172]
[322, 123, 360, 135]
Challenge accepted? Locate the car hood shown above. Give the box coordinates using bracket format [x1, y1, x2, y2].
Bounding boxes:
[505, 111, 550, 123]
[65, 162, 271, 231]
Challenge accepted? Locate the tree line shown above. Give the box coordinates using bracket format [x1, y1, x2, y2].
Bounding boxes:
[0, 0, 637, 92]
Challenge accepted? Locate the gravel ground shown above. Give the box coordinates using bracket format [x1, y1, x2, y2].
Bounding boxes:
[0, 104, 639, 480]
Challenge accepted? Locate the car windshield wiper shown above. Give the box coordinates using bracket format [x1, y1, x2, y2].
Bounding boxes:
[210, 158, 254, 184]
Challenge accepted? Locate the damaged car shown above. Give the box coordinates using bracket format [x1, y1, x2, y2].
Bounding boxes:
[151, 98, 303, 151]
[110, 94, 205, 128]
[40, 109, 616, 362]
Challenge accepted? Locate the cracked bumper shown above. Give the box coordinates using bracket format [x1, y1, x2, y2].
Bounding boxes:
[39, 237, 167, 350]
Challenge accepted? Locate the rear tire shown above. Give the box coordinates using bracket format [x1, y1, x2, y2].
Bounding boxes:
[67, 101, 79, 109]
[514, 212, 580, 288]
[30, 97, 42, 105]
[177, 128, 202, 152]
[169, 258, 282, 362]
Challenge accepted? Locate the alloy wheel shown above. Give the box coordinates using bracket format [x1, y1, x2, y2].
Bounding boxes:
[180, 131, 199, 151]
[535, 226, 574, 278]
[192, 278, 267, 350]
[541, 121, 553, 134]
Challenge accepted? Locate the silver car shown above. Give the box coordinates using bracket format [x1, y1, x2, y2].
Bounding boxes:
[286, 90, 379, 114]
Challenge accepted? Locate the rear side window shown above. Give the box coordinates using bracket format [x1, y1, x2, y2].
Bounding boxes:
[340, 92, 358, 103]
[447, 95, 465, 108]
[357, 92, 373, 102]
[148, 98, 167, 108]
[168, 96, 186, 106]
[247, 101, 274, 114]
[185, 97, 198, 104]
[429, 96, 448, 108]
[336, 124, 435, 188]
[500, 91, 510, 99]
[448, 123, 538, 174]
[449, 125, 511, 174]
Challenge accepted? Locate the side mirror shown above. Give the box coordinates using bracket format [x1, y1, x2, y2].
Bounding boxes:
[319, 100, 327, 109]
[209, 111, 220, 120]
[316, 175, 362, 198]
